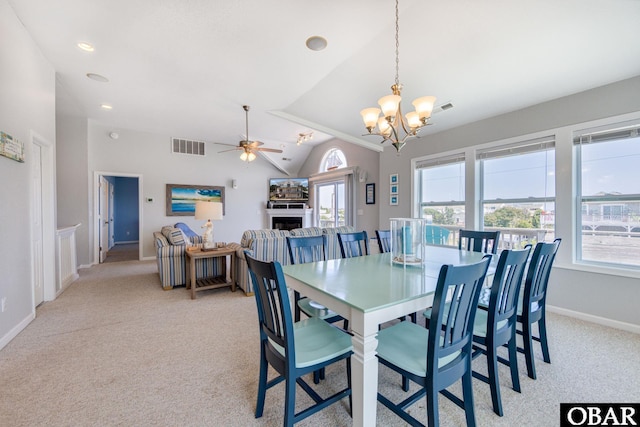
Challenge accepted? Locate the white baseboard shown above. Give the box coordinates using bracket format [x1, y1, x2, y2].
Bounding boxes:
[115, 240, 138, 245]
[0, 311, 35, 351]
[547, 304, 640, 334]
[142, 256, 155, 261]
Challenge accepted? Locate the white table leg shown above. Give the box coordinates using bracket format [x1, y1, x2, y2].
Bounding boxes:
[350, 329, 379, 427]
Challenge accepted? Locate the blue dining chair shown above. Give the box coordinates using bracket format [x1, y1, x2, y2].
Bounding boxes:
[376, 256, 492, 427]
[337, 231, 370, 258]
[375, 229, 391, 253]
[286, 236, 348, 328]
[459, 229, 501, 254]
[245, 253, 353, 427]
[517, 238, 561, 380]
[470, 246, 531, 416]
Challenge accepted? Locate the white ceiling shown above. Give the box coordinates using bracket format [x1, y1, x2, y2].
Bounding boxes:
[9, 0, 640, 175]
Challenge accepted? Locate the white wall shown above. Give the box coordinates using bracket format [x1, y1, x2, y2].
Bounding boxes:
[379, 75, 640, 329]
[56, 109, 90, 266]
[298, 138, 380, 236]
[86, 123, 289, 260]
[0, 0, 56, 347]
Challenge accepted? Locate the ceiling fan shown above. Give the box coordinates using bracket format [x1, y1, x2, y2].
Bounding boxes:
[217, 105, 283, 162]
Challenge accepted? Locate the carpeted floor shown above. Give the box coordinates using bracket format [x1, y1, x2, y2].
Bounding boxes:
[103, 243, 139, 263]
[0, 260, 638, 426]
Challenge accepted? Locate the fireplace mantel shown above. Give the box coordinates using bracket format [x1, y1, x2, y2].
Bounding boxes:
[266, 208, 313, 230]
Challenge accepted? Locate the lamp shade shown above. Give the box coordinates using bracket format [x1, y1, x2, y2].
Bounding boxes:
[194, 201, 223, 221]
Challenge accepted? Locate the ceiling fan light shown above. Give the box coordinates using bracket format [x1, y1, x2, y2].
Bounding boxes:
[378, 94, 401, 119]
[240, 151, 248, 161]
[247, 152, 257, 162]
[412, 96, 437, 120]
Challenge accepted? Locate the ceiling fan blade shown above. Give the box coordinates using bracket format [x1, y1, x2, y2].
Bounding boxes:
[247, 140, 264, 148]
[217, 148, 241, 153]
[255, 147, 283, 153]
[214, 142, 238, 147]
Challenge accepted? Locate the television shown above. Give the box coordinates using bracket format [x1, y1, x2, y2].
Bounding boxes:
[269, 177, 309, 202]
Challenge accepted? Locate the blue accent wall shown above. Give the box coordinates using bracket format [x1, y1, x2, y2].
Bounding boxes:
[113, 177, 139, 242]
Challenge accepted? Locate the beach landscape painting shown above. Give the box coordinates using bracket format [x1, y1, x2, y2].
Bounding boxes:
[166, 184, 225, 216]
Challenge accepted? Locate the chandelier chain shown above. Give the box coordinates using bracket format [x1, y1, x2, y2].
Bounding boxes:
[394, 0, 400, 87]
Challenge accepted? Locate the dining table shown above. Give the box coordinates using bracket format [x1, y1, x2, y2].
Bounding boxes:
[281, 245, 493, 427]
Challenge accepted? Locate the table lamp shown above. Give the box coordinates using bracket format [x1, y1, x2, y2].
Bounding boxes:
[194, 201, 223, 251]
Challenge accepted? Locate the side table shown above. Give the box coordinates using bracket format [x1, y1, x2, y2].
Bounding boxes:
[185, 247, 236, 299]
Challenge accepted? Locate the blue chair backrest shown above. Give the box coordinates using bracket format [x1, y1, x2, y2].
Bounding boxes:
[286, 235, 326, 264]
[522, 238, 561, 321]
[458, 229, 500, 254]
[428, 256, 492, 375]
[375, 230, 391, 253]
[338, 231, 370, 258]
[245, 253, 295, 371]
[487, 247, 531, 338]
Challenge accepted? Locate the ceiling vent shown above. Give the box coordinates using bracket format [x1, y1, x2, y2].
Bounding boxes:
[171, 138, 205, 156]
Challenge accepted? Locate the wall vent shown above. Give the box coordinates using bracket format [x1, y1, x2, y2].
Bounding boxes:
[171, 137, 206, 156]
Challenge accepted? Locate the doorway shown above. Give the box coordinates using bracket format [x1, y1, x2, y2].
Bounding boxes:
[93, 172, 143, 264]
[31, 132, 55, 304]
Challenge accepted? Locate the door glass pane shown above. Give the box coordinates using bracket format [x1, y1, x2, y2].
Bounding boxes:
[317, 182, 345, 228]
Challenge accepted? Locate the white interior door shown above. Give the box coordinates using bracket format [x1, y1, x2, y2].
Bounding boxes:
[99, 176, 110, 263]
[31, 144, 44, 306]
[108, 184, 115, 249]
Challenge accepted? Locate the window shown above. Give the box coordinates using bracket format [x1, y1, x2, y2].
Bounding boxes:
[575, 121, 640, 269]
[311, 150, 355, 228]
[478, 137, 556, 249]
[320, 148, 347, 172]
[415, 153, 465, 245]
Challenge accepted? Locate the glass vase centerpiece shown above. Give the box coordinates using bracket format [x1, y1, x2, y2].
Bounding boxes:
[390, 218, 426, 267]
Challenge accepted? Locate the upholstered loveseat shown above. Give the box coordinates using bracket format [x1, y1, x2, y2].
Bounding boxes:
[235, 226, 355, 295]
[154, 224, 233, 290]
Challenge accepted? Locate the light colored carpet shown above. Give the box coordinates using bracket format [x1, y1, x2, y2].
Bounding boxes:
[103, 243, 139, 263]
[1, 260, 638, 426]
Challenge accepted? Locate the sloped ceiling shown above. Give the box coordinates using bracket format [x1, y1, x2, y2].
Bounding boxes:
[9, 0, 640, 175]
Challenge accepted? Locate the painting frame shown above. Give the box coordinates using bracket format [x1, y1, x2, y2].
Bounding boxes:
[390, 195, 398, 206]
[166, 184, 225, 216]
[365, 183, 375, 205]
[390, 184, 398, 195]
[390, 173, 398, 184]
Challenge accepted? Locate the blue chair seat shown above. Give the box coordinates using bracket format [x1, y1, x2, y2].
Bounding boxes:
[377, 321, 460, 377]
[269, 317, 352, 368]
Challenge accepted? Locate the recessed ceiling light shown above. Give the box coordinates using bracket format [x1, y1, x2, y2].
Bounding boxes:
[77, 42, 94, 52]
[100, 104, 113, 110]
[86, 73, 109, 83]
[305, 36, 327, 51]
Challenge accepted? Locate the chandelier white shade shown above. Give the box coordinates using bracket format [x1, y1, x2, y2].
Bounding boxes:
[360, 0, 436, 152]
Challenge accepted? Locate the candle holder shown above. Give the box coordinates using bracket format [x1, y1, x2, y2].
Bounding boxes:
[390, 218, 426, 266]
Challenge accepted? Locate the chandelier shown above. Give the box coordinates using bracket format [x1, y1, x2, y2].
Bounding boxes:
[360, 0, 436, 152]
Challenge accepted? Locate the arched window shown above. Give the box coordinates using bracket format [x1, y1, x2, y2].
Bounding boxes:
[320, 148, 347, 172]
[313, 148, 353, 228]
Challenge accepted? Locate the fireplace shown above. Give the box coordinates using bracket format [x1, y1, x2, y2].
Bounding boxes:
[265, 207, 314, 230]
[272, 216, 302, 231]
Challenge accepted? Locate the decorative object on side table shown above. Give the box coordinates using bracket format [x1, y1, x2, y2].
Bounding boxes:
[195, 201, 223, 251]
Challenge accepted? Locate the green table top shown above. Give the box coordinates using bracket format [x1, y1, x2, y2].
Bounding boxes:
[281, 246, 490, 313]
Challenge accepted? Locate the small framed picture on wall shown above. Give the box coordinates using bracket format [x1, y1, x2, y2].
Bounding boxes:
[366, 183, 375, 204]
[390, 184, 398, 194]
[390, 173, 398, 184]
[390, 195, 398, 206]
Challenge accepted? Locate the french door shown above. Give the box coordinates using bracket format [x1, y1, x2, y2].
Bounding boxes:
[316, 181, 345, 228]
